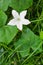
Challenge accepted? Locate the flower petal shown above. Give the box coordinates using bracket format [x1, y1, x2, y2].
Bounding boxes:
[20, 10, 27, 19]
[22, 19, 31, 25]
[12, 10, 19, 19]
[17, 23, 23, 30]
[8, 19, 16, 26]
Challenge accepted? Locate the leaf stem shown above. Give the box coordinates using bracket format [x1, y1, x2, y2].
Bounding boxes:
[31, 18, 43, 23]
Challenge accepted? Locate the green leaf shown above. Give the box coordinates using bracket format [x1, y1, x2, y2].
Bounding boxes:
[0, 0, 11, 11]
[0, 10, 7, 27]
[10, 0, 33, 12]
[0, 26, 18, 44]
[15, 28, 41, 57]
[40, 30, 43, 40]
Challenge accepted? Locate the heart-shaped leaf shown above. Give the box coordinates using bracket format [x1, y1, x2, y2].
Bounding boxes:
[0, 26, 18, 44]
[15, 28, 41, 57]
[10, 0, 33, 12]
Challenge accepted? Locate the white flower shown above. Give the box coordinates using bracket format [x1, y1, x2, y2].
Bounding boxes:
[8, 10, 31, 30]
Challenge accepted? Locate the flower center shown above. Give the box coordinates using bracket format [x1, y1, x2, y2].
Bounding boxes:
[17, 18, 20, 21]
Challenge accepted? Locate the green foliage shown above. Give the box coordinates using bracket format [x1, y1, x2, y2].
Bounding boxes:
[15, 28, 41, 57]
[0, 0, 11, 11]
[0, 10, 7, 27]
[40, 30, 43, 40]
[0, 0, 43, 65]
[0, 26, 18, 44]
[10, 0, 33, 12]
